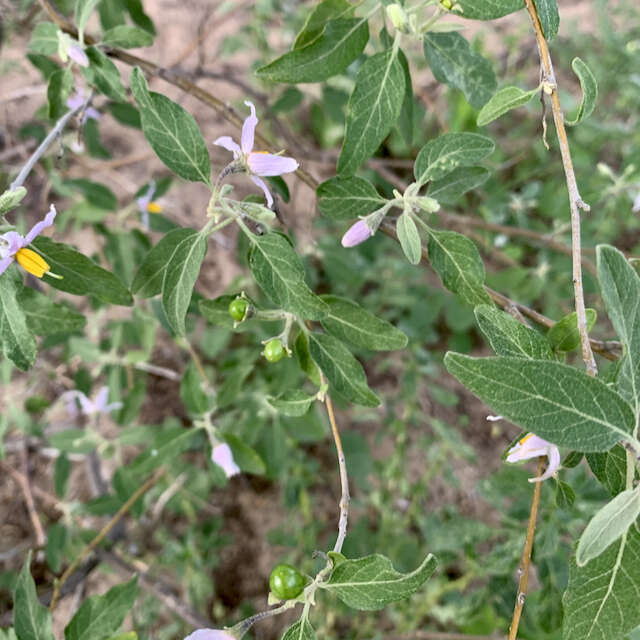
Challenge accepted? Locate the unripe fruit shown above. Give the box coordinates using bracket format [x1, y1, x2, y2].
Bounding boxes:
[269, 564, 305, 600]
[264, 339, 285, 363]
[229, 298, 248, 322]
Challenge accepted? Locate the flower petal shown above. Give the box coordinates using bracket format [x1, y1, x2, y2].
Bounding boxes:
[0, 254, 15, 276]
[212, 443, 241, 478]
[93, 386, 110, 412]
[247, 153, 298, 177]
[249, 175, 274, 208]
[184, 630, 235, 640]
[24, 205, 57, 246]
[241, 101, 258, 154]
[341, 220, 372, 248]
[68, 44, 89, 67]
[530, 445, 561, 483]
[213, 136, 241, 157]
[1, 231, 25, 255]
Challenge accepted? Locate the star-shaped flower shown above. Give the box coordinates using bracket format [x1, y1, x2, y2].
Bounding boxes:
[213, 101, 298, 208]
[211, 443, 241, 478]
[506, 433, 561, 483]
[62, 386, 123, 418]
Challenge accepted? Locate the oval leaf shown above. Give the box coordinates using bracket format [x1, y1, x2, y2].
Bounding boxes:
[547, 309, 597, 352]
[476, 85, 539, 127]
[396, 213, 422, 265]
[566, 57, 597, 126]
[317, 176, 386, 221]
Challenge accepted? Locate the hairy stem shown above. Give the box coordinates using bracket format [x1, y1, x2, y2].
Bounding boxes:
[523, 0, 597, 376]
[508, 457, 544, 640]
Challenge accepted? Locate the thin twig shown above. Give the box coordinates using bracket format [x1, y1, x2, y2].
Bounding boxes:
[49, 470, 163, 611]
[325, 393, 350, 554]
[523, 0, 597, 376]
[508, 457, 544, 640]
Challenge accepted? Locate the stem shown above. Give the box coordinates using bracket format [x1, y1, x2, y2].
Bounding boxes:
[10, 96, 90, 191]
[507, 457, 544, 640]
[325, 393, 350, 554]
[49, 470, 163, 611]
[523, 0, 597, 377]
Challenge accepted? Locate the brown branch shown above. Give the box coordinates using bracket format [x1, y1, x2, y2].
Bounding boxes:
[508, 457, 544, 640]
[49, 470, 163, 611]
[523, 0, 597, 376]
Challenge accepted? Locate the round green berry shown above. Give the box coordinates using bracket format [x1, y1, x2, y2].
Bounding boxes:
[269, 564, 306, 600]
[228, 298, 248, 322]
[264, 339, 285, 363]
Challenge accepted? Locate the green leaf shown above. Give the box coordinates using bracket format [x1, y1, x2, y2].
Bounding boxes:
[82, 47, 127, 102]
[267, 390, 315, 417]
[475, 305, 554, 360]
[566, 57, 597, 126]
[295, 332, 322, 387]
[45, 522, 67, 573]
[555, 480, 576, 509]
[320, 295, 407, 351]
[29, 22, 59, 55]
[443, 354, 636, 452]
[65, 578, 138, 640]
[396, 213, 422, 266]
[455, 0, 522, 20]
[19, 288, 86, 336]
[577, 489, 640, 567]
[13, 551, 55, 640]
[427, 229, 492, 306]
[224, 434, 266, 475]
[180, 362, 212, 415]
[423, 32, 496, 109]
[101, 25, 153, 48]
[563, 523, 640, 640]
[256, 18, 369, 83]
[547, 309, 597, 352]
[533, 0, 559, 39]
[428, 166, 489, 203]
[281, 619, 316, 640]
[32, 237, 133, 306]
[0, 187, 27, 215]
[64, 178, 117, 210]
[294, 0, 354, 48]
[586, 446, 629, 497]
[396, 49, 414, 146]
[414, 133, 494, 186]
[54, 453, 71, 497]
[129, 427, 198, 475]
[597, 245, 640, 415]
[75, 0, 102, 35]
[0, 267, 37, 371]
[317, 177, 386, 221]
[132, 228, 200, 298]
[324, 553, 437, 610]
[337, 49, 405, 176]
[309, 333, 379, 407]
[130, 67, 211, 183]
[47, 68, 73, 120]
[161, 231, 207, 335]
[248, 233, 329, 320]
[476, 85, 539, 127]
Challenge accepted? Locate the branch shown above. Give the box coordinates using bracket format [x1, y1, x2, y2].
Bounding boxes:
[522, 0, 597, 376]
[507, 457, 544, 640]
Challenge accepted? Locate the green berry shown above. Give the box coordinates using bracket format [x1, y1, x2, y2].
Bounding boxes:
[229, 298, 248, 322]
[269, 564, 306, 600]
[264, 339, 285, 363]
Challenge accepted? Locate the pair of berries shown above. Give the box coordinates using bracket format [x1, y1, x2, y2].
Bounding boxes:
[228, 298, 285, 363]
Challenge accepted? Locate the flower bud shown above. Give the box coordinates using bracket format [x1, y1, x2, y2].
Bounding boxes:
[415, 197, 440, 213]
[341, 220, 372, 248]
[386, 4, 409, 33]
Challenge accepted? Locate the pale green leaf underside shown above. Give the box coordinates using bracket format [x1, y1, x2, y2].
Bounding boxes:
[533, 0, 559, 39]
[29, 22, 59, 55]
[281, 619, 316, 640]
[396, 213, 422, 266]
[324, 553, 437, 610]
[476, 85, 539, 126]
[337, 49, 405, 176]
[456, 0, 522, 20]
[566, 57, 598, 126]
[267, 390, 315, 417]
[444, 354, 636, 451]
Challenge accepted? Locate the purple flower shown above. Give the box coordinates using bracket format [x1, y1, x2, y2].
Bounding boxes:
[633, 193, 640, 213]
[184, 630, 235, 640]
[211, 443, 240, 478]
[62, 386, 123, 418]
[341, 220, 373, 248]
[0, 205, 56, 277]
[213, 101, 298, 208]
[68, 44, 89, 67]
[66, 89, 100, 122]
[136, 181, 162, 229]
[506, 433, 561, 483]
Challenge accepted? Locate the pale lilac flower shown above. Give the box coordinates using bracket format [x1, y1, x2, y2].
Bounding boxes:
[213, 101, 298, 208]
[62, 386, 123, 418]
[211, 443, 240, 478]
[68, 44, 89, 67]
[136, 180, 162, 229]
[506, 433, 561, 483]
[632, 193, 640, 213]
[184, 630, 235, 640]
[66, 89, 100, 123]
[341, 220, 373, 248]
[0, 205, 56, 277]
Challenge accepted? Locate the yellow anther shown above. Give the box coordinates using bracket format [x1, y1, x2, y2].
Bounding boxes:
[519, 433, 534, 445]
[15, 248, 50, 278]
[146, 201, 163, 214]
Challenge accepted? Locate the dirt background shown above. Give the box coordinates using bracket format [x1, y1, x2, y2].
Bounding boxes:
[0, 0, 604, 638]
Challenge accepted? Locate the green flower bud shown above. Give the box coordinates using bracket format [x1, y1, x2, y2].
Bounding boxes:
[385, 4, 409, 33]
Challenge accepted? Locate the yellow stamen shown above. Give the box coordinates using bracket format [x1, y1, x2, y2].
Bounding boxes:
[251, 150, 270, 155]
[15, 248, 50, 278]
[146, 201, 163, 214]
[519, 433, 534, 446]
